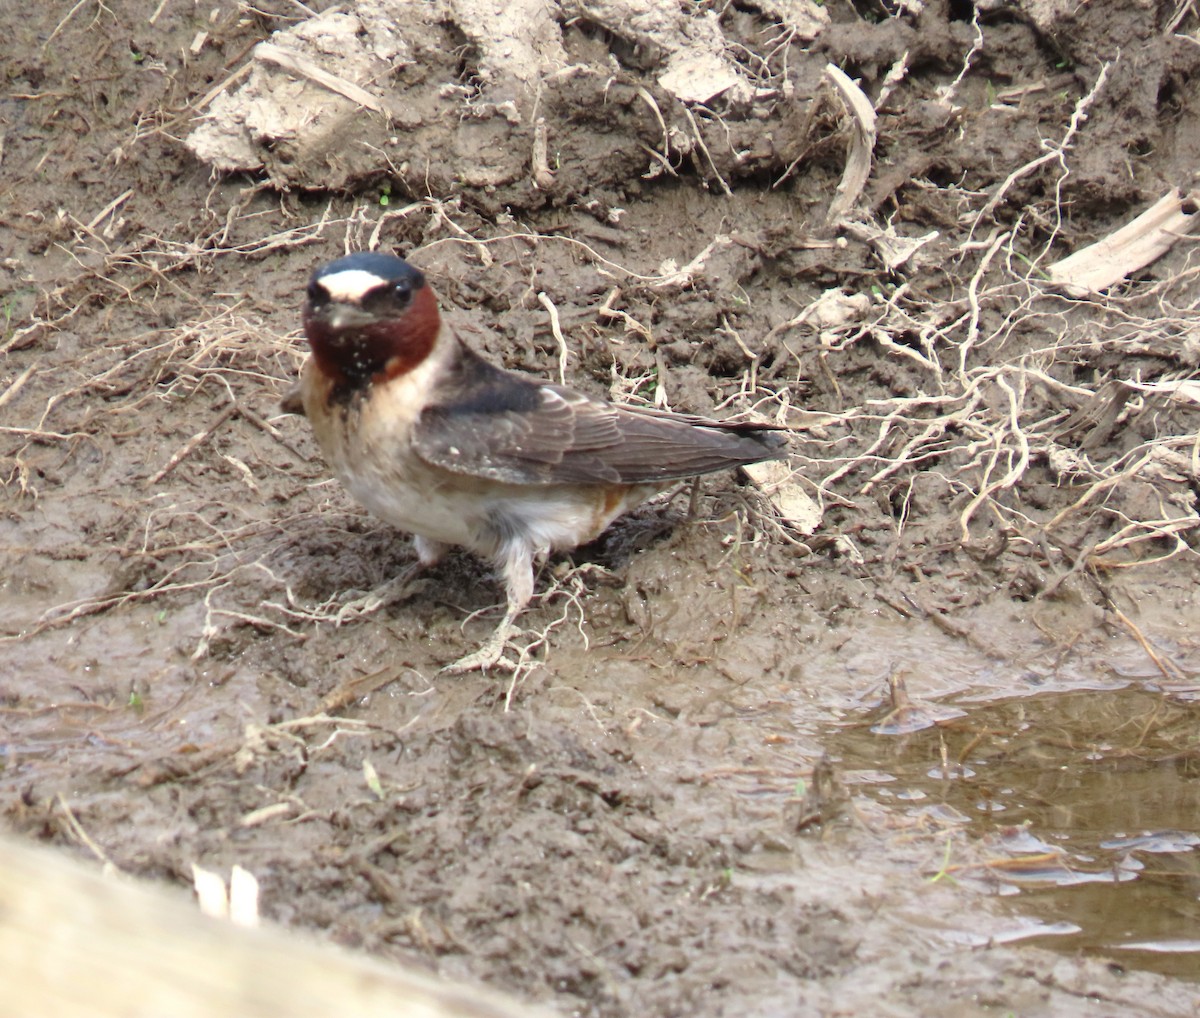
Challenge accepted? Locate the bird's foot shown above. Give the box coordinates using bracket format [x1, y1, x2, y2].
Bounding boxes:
[334, 565, 424, 626]
[440, 618, 522, 674]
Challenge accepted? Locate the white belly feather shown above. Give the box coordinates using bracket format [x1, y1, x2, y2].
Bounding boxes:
[302, 351, 652, 562]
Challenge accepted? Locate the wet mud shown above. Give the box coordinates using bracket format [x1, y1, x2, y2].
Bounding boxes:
[2, 1, 1200, 1015]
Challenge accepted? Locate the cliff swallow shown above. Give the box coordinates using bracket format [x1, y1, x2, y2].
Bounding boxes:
[293, 251, 785, 671]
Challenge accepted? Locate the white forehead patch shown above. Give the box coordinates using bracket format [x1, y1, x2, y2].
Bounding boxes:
[317, 268, 388, 302]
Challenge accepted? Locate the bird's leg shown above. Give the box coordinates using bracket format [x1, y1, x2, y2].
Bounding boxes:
[334, 535, 445, 626]
[439, 600, 522, 674]
[441, 540, 536, 674]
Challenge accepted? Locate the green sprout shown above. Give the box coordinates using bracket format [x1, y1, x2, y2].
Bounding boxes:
[927, 837, 956, 884]
[363, 758, 384, 799]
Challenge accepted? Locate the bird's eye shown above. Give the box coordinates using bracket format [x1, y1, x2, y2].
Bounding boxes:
[393, 279, 412, 302]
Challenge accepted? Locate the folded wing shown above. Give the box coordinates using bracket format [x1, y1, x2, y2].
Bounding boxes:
[414, 349, 784, 486]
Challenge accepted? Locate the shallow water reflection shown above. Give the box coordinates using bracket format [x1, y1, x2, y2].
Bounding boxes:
[827, 688, 1200, 979]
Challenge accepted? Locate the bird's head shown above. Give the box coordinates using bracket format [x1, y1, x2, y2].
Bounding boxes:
[302, 252, 441, 388]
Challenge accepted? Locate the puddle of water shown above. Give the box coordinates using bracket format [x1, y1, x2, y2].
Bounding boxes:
[825, 687, 1200, 979]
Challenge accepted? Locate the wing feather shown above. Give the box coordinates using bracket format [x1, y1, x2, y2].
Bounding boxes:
[413, 347, 784, 486]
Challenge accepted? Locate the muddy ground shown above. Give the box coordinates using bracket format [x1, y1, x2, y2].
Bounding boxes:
[2, 1, 1200, 1015]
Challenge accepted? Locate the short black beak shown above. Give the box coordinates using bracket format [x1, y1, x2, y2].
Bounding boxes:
[310, 302, 378, 333]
